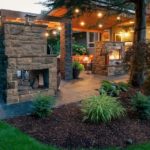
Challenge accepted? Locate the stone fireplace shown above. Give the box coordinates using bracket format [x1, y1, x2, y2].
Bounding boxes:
[1, 22, 57, 104]
[17, 69, 49, 94]
[92, 42, 126, 76]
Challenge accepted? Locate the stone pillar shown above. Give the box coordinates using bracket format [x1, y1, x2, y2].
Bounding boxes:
[60, 21, 72, 80]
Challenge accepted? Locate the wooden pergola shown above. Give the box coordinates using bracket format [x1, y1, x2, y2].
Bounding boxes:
[41, 5, 150, 80]
[41, 6, 136, 80]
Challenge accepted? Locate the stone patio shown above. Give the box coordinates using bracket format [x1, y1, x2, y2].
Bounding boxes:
[56, 72, 129, 106]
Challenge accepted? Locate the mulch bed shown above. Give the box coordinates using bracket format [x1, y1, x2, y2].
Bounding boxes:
[6, 88, 150, 149]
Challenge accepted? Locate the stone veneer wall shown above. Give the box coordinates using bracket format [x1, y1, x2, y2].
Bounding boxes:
[3, 22, 57, 104]
[92, 42, 126, 76]
[92, 42, 108, 75]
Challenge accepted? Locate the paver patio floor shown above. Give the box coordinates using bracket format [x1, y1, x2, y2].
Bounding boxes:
[56, 72, 129, 106]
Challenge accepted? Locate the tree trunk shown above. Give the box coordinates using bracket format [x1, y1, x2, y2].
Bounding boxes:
[129, 0, 147, 87]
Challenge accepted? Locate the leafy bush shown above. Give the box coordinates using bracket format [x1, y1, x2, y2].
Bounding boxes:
[47, 35, 60, 56]
[33, 95, 55, 118]
[131, 92, 150, 119]
[99, 80, 129, 97]
[124, 42, 150, 71]
[124, 42, 150, 86]
[73, 43, 88, 55]
[81, 95, 126, 123]
[72, 61, 85, 72]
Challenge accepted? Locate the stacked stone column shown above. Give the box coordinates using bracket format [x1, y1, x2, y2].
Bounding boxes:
[60, 21, 72, 80]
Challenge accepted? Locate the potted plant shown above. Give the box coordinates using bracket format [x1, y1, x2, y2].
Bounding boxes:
[72, 61, 84, 79]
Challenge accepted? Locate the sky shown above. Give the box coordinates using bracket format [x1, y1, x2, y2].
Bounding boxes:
[0, 0, 47, 14]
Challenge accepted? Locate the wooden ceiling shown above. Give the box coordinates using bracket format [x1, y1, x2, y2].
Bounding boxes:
[48, 7, 135, 32]
[72, 12, 134, 32]
[47, 4, 150, 32]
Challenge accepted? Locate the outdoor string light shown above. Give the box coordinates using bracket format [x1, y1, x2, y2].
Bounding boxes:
[74, 8, 80, 13]
[45, 32, 49, 37]
[98, 24, 103, 28]
[97, 12, 103, 18]
[52, 30, 57, 35]
[80, 21, 85, 26]
[117, 16, 121, 20]
[57, 26, 62, 31]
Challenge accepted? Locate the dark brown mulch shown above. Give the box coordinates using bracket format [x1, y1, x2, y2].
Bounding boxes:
[6, 89, 150, 149]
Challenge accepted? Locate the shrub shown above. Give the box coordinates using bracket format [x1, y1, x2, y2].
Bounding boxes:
[47, 34, 60, 56]
[72, 61, 84, 72]
[81, 95, 126, 123]
[32, 94, 55, 118]
[99, 80, 129, 97]
[131, 92, 150, 119]
[73, 43, 88, 55]
[124, 42, 150, 71]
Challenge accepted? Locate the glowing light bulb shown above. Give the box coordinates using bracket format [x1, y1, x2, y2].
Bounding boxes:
[80, 21, 85, 26]
[45, 32, 49, 37]
[97, 12, 103, 18]
[57, 26, 62, 31]
[52, 30, 57, 35]
[117, 16, 121, 20]
[75, 8, 80, 13]
[98, 24, 103, 28]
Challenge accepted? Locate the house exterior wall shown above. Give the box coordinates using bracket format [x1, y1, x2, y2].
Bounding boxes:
[3, 22, 57, 104]
[73, 32, 87, 46]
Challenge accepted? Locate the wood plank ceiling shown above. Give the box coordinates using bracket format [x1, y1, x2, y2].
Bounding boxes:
[48, 7, 135, 32]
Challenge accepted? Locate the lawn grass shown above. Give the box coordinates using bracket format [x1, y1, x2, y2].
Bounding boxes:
[1, 121, 150, 150]
[127, 142, 150, 150]
[0, 121, 58, 150]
